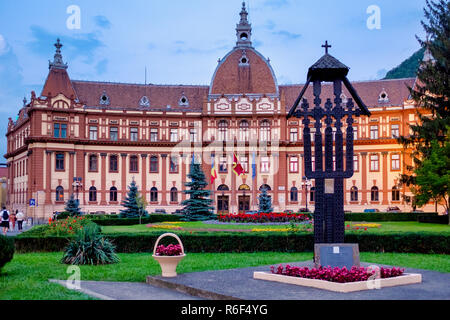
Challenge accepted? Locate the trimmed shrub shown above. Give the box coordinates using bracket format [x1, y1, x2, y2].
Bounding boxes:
[0, 235, 14, 272]
[61, 224, 119, 265]
[91, 214, 182, 226]
[418, 214, 449, 224]
[344, 212, 437, 222]
[14, 231, 450, 254]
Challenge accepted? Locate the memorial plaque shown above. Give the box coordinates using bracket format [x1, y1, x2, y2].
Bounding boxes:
[314, 243, 360, 269]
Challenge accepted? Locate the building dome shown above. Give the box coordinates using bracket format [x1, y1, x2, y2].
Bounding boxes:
[210, 47, 278, 96]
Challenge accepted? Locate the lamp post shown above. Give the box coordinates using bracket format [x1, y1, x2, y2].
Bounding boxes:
[72, 177, 83, 205]
[302, 176, 312, 212]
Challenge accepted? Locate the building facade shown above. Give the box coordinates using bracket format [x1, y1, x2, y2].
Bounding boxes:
[5, 4, 436, 219]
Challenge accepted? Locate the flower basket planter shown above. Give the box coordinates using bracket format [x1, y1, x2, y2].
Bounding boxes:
[152, 233, 186, 277]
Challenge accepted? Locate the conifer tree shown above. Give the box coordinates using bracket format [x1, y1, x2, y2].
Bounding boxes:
[258, 188, 273, 213]
[399, 0, 450, 211]
[182, 160, 215, 221]
[120, 180, 148, 218]
[65, 194, 81, 216]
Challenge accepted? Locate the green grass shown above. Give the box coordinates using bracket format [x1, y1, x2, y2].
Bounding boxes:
[1, 251, 449, 300]
[100, 221, 450, 235]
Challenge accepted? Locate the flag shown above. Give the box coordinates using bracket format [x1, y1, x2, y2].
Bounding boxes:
[211, 156, 218, 184]
[233, 153, 245, 176]
[252, 152, 256, 179]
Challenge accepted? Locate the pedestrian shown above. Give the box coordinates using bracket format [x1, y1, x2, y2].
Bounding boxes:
[10, 210, 17, 232]
[1, 206, 10, 236]
[16, 209, 24, 232]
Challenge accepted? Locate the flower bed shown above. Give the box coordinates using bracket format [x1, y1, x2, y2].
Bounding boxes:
[218, 212, 311, 223]
[270, 265, 404, 283]
[155, 244, 183, 256]
[46, 216, 94, 236]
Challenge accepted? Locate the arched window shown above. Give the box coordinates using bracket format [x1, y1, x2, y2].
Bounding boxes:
[56, 186, 64, 202]
[260, 120, 271, 142]
[392, 186, 400, 201]
[110, 187, 118, 202]
[217, 185, 229, 191]
[350, 186, 358, 202]
[218, 120, 228, 141]
[89, 186, 97, 202]
[150, 187, 158, 202]
[371, 186, 379, 202]
[290, 187, 298, 202]
[239, 184, 250, 191]
[310, 187, 315, 202]
[259, 184, 271, 191]
[239, 120, 249, 142]
[170, 187, 178, 203]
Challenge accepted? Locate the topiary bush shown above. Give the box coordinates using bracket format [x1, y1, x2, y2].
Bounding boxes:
[61, 224, 119, 265]
[0, 235, 14, 273]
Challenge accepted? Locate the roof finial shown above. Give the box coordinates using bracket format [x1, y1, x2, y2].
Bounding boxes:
[322, 41, 332, 55]
[236, 1, 252, 47]
[49, 38, 68, 70]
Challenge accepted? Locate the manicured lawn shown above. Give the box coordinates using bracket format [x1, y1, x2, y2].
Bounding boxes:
[1, 251, 449, 300]
[101, 221, 450, 235]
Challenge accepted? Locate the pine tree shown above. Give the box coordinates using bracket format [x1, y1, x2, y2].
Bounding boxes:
[258, 188, 273, 213]
[120, 180, 147, 218]
[182, 161, 215, 221]
[399, 1, 450, 210]
[65, 194, 81, 216]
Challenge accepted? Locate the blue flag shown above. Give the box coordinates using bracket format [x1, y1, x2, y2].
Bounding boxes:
[252, 152, 256, 179]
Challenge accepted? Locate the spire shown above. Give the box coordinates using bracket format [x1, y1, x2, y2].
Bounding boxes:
[236, 2, 252, 47]
[49, 38, 68, 70]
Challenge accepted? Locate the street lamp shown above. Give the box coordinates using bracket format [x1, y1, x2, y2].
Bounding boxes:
[302, 176, 312, 212]
[72, 177, 83, 205]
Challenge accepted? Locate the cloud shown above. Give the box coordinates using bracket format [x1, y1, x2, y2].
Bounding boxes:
[173, 42, 229, 55]
[376, 68, 387, 79]
[27, 25, 105, 65]
[94, 15, 112, 29]
[263, 0, 289, 9]
[95, 59, 108, 75]
[272, 30, 301, 40]
[0, 34, 8, 55]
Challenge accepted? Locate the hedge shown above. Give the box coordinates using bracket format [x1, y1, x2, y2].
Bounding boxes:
[344, 212, 437, 222]
[418, 214, 449, 225]
[88, 214, 182, 226]
[0, 235, 15, 272]
[13, 232, 450, 254]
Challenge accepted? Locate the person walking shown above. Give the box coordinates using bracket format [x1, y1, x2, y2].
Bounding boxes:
[10, 210, 17, 232]
[16, 209, 24, 232]
[1, 207, 10, 236]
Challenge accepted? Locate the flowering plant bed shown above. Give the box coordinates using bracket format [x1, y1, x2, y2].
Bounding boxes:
[155, 244, 183, 256]
[218, 212, 311, 223]
[254, 265, 422, 293]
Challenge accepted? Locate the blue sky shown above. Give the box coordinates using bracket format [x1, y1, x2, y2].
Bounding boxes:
[0, 0, 427, 156]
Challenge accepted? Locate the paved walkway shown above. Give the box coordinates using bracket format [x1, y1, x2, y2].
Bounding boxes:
[51, 260, 450, 300]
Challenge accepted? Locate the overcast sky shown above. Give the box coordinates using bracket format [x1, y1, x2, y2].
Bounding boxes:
[0, 0, 427, 156]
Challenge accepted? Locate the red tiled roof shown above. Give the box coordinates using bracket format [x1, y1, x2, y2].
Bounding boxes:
[41, 68, 78, 100]
[210, 48, 277, 95]
[280, 78, 415, 111]
[71, 81, 209, 112]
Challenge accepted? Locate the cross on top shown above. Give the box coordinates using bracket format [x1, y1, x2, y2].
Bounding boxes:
[322, 40, 331, 54]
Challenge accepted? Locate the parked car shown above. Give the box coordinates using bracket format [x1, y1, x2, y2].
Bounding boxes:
[411, 210, 424, 213]
[245, 210, 258, 215]
[172, 209, 185, 215]
[386, 206, 401, 213]
[153, 209, 167, 214]
[363, 209, 380, 213]
[298, 208, 311, 213]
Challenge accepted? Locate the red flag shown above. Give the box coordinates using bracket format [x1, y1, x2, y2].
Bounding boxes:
[233, 154, 245, 176]
[211, 157, 218, 184]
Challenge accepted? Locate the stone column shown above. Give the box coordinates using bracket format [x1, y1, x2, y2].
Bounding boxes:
[69, 152, 75, 197]
[120, 153, 128, 200]
[382, 151, 389, 205]
[161, 154, 168, 205]
[360, 152, 368, 205]
[45, 151, 52, 204]
[100, 153, 107, 205]
[141, 154, 147, 201]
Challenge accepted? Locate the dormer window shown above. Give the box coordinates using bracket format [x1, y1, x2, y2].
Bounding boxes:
[100, 91, 110, 106]
[178, 94, 189, 107]
[239, 50, 249, 66]
[139, 96, 150, 107]
[378, 90, 389, 103]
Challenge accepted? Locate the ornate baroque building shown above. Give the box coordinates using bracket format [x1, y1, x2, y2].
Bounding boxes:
[5, 4, 434, 219]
